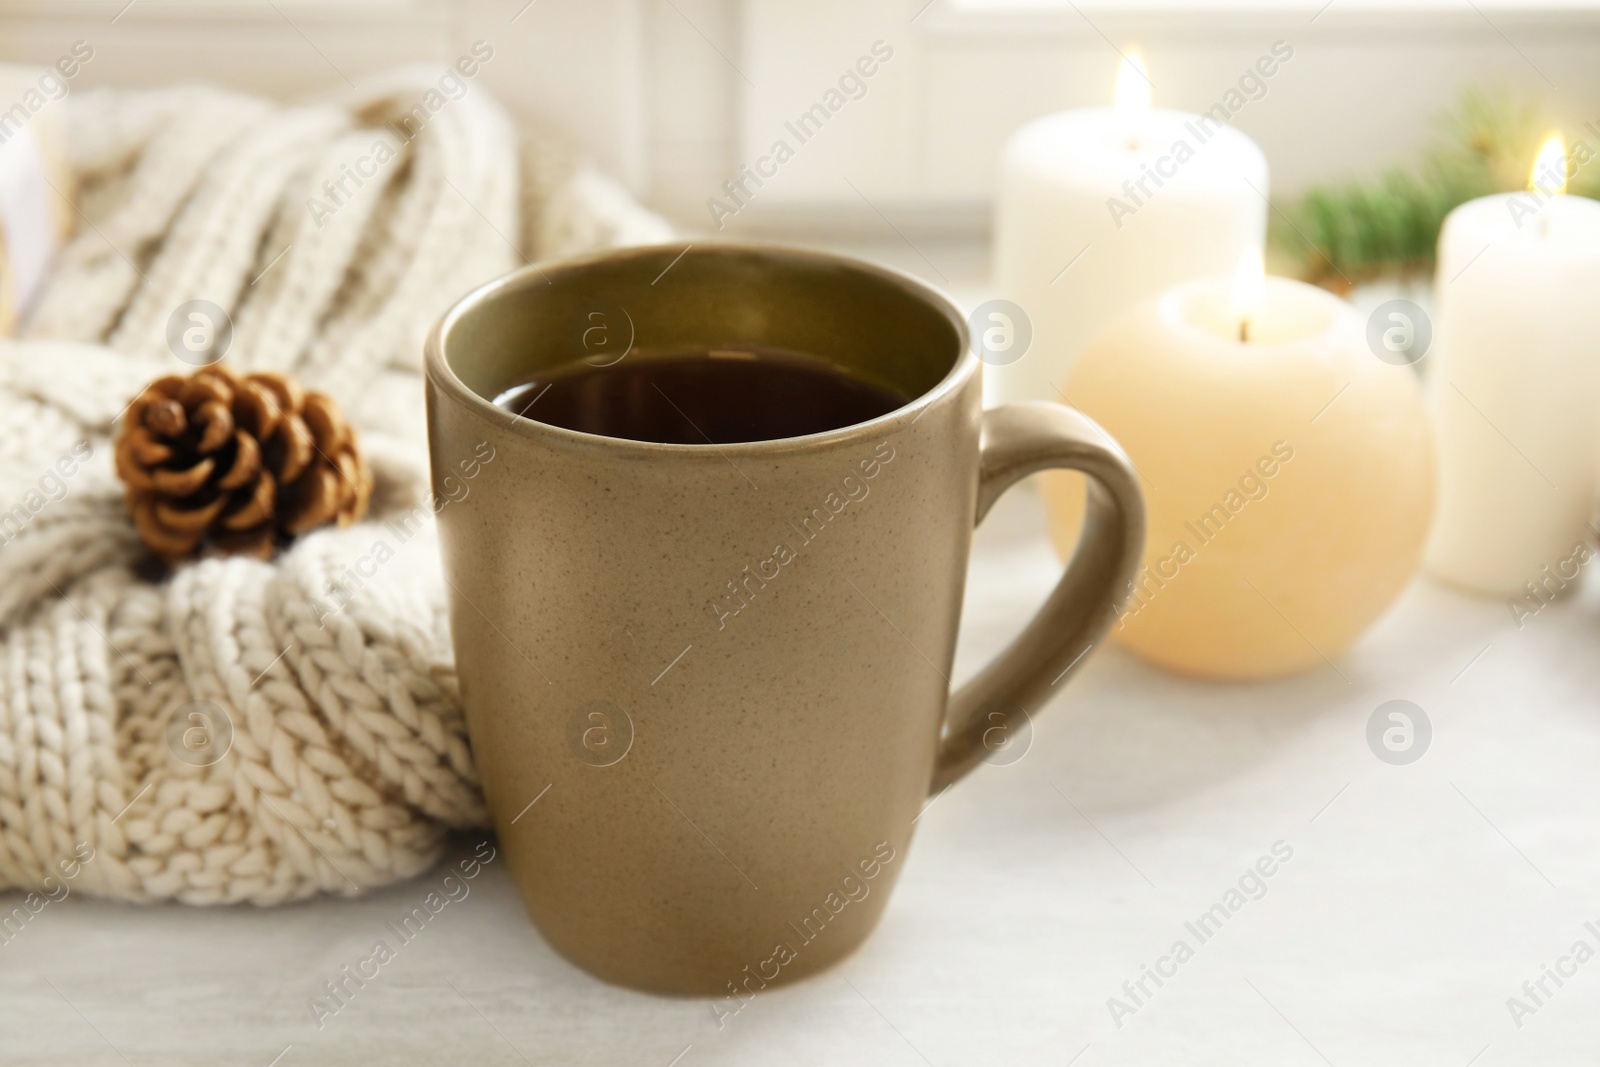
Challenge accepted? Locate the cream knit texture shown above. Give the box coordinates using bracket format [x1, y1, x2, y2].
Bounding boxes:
[0, 70, 671, 905]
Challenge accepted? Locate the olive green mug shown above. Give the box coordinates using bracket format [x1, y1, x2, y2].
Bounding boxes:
[423, 243, 1143, 995]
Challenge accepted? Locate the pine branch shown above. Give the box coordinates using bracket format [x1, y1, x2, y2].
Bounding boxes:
[1271, 85, 1598, 288]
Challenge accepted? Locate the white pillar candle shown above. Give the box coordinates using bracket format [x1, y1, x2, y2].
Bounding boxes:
[990, 51, 1269, 405]
[1040, 255, 1436, 680]
[1423, 135, 1600, 598]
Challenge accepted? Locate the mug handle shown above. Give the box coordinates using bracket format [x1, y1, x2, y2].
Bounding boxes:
[932, 401, 1146, 792]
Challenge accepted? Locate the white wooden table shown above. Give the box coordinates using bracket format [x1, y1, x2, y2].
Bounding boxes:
[4, 477, 1599, 1066]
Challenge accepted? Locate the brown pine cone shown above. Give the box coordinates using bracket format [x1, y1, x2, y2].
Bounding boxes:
[114, 365, 373, 562]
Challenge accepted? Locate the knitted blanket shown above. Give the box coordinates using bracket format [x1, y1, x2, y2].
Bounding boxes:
[0, 69, 671, 905]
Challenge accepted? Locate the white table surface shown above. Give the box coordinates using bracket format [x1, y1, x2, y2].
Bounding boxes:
[4, 479, 1599, 1066]
[4, 244, 1597, 1065]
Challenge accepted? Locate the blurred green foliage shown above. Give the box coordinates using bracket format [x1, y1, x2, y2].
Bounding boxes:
[1270, 86, 1600, 289]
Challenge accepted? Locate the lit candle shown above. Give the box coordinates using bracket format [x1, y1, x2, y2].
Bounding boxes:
[990, 49, 1268, 404]
[1040, 251, 1436, 680]
[1232, 244, 1265, 342]
[1423, 134, 1600, 598]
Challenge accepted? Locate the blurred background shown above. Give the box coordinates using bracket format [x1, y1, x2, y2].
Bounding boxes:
[3, 0, 1595, 247]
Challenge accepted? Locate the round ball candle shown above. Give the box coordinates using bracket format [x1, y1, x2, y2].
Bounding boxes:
[990, 50, 1270, 405]
[1040, 257, 1436, 680]
[1423, 135, 1600, 597]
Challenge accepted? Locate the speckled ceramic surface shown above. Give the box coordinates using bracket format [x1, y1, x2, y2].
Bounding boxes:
[423, 243, 1144, 996]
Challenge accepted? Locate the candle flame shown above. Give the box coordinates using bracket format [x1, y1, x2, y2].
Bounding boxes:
[1231, 247, 1265, 339]
[1529, 132, 1568, 196]
[1113, 49, 1151, 117]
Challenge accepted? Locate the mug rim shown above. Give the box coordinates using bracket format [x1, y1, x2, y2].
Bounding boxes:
[423, 241, 977, 456]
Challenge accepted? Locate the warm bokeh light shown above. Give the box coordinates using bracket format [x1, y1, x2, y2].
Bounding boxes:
[1230, 246, 1266, 337]
[1113, 48, 1151, 117]
[1529, 132, 1568, 196]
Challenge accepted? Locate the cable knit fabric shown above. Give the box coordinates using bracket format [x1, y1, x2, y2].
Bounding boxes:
[0, 71, 672, 905]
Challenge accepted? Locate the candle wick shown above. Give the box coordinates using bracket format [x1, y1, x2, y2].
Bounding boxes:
[1239, 318, 1250, 343]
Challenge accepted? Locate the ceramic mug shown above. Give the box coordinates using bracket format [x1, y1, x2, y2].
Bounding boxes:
[423, 243, 1144, 995]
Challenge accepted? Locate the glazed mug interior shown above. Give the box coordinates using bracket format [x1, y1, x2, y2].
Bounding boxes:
[439, 244, 963, 424]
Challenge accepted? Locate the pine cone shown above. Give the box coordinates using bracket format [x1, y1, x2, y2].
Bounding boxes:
[115, 365, 373, 562]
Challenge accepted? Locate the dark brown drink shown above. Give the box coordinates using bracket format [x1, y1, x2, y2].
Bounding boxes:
[493, 346, 909, 445]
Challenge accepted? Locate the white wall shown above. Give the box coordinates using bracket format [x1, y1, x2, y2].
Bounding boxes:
[1, 0, 1597, 239]
[695, 0, 1600, 236]
[0, 0, 648, 188]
